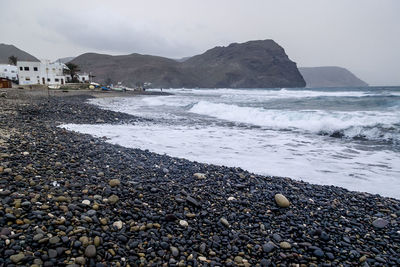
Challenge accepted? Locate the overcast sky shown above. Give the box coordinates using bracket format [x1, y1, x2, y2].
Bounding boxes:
[1, 0, 399, 85]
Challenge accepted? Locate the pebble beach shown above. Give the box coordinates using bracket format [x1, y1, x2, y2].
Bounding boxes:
[0, 88, 399, 266]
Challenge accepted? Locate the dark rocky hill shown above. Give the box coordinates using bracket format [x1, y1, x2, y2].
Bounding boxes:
[0, 44, 40, 63]
[299, 66, 368, 87]
[71, 40, 305, 88]
[56, 56, 75, 64]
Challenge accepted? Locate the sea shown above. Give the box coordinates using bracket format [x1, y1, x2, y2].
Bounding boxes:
[63, 87, 400, 199]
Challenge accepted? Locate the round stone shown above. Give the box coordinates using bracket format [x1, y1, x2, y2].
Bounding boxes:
[234, 256, 243, 263]
[82, 200, 91, 205]
[108, 195, 119, 205]
[279, 241, 291, 249]
[85, 245, 96, 258]
[193, 173, 206, 179]
[75, 256, 86, 265]
[49, 236, 60, 244]
[109, 179, 120, 187]
[219, 217, 230, 227]
[113, 220, 123, 230]
[170, 246, 179, 257]
[179, 220, 188, 227]
[262, 242, 276, 253]
[274, 194, 290, 208]
[48, 249, 57, 258]
[94, 236, 101, 247]
[10, 253, 25, 263]
[372, 218, 389, 228]
[314, 249, 324, 258]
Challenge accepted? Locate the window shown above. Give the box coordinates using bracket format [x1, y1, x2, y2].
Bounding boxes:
[11, 70, 15, 73]
[24, 67, 29, 71]
[25, 77, 30, 81]
[82, 77, 85, 81]
[4, 69, 7, 72]
[47, 78, 51, 82]
[34, 67, 38, 71]
[20, 67, 23, 71]
[55, 78, 59, 82]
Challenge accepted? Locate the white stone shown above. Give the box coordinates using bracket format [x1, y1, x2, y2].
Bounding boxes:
[193, 173, 206, 179]
[227, 196, 236, 201]
[198, 256, 208, 262]
[113, 220, 123, 230]
[179, 220, 188, 227]
[82, 200, 91, 205]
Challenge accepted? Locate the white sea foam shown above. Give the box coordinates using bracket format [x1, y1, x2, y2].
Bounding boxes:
[62, 123, 400, 199]
[80, 87, 400, 199]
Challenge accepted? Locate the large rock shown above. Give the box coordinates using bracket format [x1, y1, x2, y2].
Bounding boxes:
[85, 245, 96, 258]
[274, 194, 290, 208]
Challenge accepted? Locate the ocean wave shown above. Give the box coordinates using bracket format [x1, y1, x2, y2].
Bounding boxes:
[189, 101, 400, 141]
[162, 88, 387, 98]
[142, 96, 193, 107]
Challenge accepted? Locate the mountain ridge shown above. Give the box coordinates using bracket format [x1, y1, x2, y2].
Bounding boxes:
[71, 39, 306, 88]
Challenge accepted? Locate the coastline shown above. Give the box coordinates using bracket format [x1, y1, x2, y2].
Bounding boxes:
[0, 89, 399, 266]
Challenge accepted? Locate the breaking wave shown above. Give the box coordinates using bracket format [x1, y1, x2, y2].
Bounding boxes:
[189, 101, 400, 142]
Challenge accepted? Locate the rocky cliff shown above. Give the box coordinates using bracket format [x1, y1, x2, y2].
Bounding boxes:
[299, 66, 368, 88]
[71, 40, 305, 88]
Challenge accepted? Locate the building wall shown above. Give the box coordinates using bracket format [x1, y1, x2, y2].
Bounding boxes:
[17, 61, 41, 85]
[17, 60, 68, 85]
[0, 64, 18, 81]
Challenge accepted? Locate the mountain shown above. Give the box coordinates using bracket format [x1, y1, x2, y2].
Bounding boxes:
[71, 52, 185, 87]
[0, 43, 40, 63]
[182, 40, 305, 88]
[71, 40, 305, 88]
[56, 57, 75, 64]
[299, 66, 368, 87]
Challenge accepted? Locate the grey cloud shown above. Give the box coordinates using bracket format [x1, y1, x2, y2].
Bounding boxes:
[37, 8, 194, 58]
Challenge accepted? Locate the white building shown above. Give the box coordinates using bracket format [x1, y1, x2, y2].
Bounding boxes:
[17, 60, 69, 85]
[17, 61, 41, 85]
[40, 60, 69, 85]
[0, 64, 18, 81]
[77, 73, 89, 83]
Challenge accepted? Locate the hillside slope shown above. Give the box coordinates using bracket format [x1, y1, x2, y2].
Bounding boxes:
[299, 66, 368, 87]
[0, 44, 39, 63]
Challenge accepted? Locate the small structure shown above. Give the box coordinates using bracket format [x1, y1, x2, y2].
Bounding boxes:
[0, 78, 12, 88]
[76, 73, 89, 83]
[0, 64, 18, 82]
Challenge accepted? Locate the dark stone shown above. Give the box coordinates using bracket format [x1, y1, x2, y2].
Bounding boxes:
[372, 218, 389, 229]
[262, 242, 276, 253]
